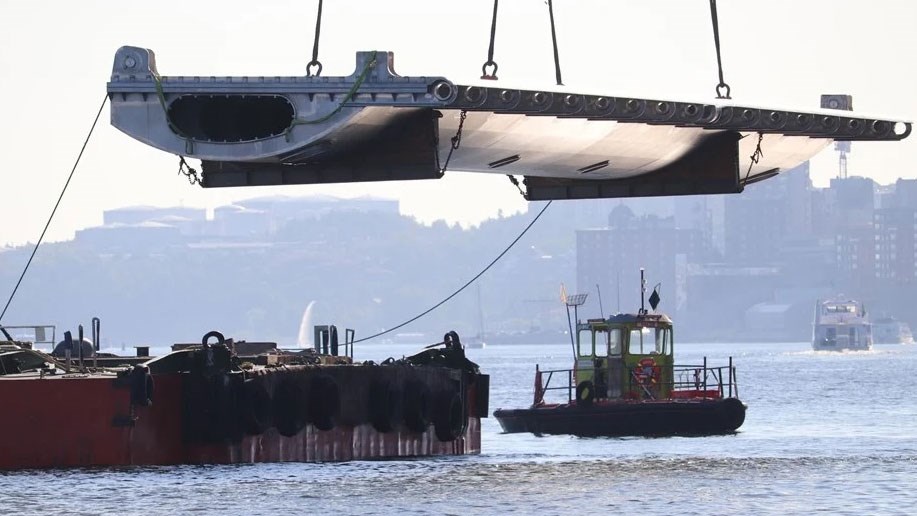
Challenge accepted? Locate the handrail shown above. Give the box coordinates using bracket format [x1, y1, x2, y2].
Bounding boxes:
[534, 357, 739, 404]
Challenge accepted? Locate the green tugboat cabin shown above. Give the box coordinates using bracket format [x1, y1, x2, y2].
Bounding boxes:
[536, 311, 738, 407]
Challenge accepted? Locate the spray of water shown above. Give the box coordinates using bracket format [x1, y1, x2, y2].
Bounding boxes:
[296, 301, 316, 349]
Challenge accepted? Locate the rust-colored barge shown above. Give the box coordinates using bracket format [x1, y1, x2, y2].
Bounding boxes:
[0, 326, 488, 470]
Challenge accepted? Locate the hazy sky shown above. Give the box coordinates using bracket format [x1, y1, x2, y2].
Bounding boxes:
[1, 0, 915, 246]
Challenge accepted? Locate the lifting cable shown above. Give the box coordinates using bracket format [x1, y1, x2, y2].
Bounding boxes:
[306, 0, 324, 77]
[481, 0, 500, 80]
[353, 199, 553, 343]
[546, 0, 563, 86]
[707, 1, 764, 184]
[708, 0, 731, 99]
[0, 95, 109, 324]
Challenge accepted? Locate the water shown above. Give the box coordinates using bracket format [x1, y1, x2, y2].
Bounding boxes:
[3, 342, 916, 515]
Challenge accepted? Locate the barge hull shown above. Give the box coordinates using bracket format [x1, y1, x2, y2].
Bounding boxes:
[0, 373, 482, 470]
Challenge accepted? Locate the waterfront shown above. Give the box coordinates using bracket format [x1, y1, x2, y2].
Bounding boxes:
[2, 341, 916, 515]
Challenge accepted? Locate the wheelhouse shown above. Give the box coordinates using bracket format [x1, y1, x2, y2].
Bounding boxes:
[574, 313, 674, 401]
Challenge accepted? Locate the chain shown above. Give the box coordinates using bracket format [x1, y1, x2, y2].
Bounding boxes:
[742, 132, 764, 185]
[178, 156, 202, 186]
[507, 175, 525, 198]
[435, 110, 468, 174]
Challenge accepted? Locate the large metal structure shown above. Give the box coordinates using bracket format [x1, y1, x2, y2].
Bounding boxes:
[107, 47, 911, 200]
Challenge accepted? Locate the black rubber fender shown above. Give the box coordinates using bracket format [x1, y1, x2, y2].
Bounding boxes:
[206, 373, 239, 443]
[576, 380, 595, 406]
[129, 364, 154, 407]
[273, 375, 309, 437]
[368, 378, 403, 433]
[719, 397, 747, 431]
[402, 378, 431, 433]
[202, 330, 225, 346]
[239, 378, 273, 436]
[432, 390, 466, 442]
[308, 374, 340, 431]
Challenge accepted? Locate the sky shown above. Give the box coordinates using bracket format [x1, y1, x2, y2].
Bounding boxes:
[1, 0, 915, 247]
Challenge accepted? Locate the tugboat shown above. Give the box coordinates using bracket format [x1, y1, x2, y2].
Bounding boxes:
[494, 271, 745, 437]
[0, 322, 489, 470]
[812, 297, 873, 351]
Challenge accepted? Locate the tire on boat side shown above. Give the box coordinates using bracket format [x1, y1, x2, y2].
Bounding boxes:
[239, 377, 274, 436]
[576, 380, 595, 406]
[402, 377, 431, 433]
[719, 397, 746, 432]
[129, 364, 154, 407]
[273, 374, 309, 437]
[368, 377, 403, 433]
[308, 374, 340, 431]
[432, 389, 466, 442]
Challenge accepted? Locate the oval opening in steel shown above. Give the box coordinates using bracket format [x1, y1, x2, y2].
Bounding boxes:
[168, 95, 295, 142]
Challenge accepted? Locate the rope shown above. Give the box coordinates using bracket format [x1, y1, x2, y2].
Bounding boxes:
[307, 0, 324, 77]
[353, 199, 553, 343]
[285, 51, 377, 140]
[546, 0, 563, 86]
[0, 95, 108, 324]
[481, 0, 499, 79]
[708, 0, 731, 99]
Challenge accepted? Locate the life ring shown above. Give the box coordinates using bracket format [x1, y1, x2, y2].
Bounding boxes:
[576, 380, 595, 406]
[402, 378, 431, 433]
[432, 389, 466, 442]
[369, 378, 403, 433]
[274, 375, 309, 437]
[633, 357, 660, 385]
[308, 374, 340, 431]
[129, 365, 154, 407]
[239, 378, 273, 436]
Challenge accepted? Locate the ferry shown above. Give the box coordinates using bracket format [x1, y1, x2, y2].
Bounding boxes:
[493, 274, 745, 437]
[0, 323, 489, 470]
[812, 298, 872, 351]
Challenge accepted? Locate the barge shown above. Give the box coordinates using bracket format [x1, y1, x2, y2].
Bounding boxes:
[0, 323, 488, 470]
[494, 275, 745, 437]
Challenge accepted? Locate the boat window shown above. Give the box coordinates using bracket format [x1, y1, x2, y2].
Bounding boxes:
[578, 329, 593, 357]
[628, 328, 651, 355]
[654, 328, 671, 355]
[607, 329, 623, 356]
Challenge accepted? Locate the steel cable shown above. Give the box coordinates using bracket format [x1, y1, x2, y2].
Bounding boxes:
[353, 199, 553, 343]
[0, 95, 109, 323]
[708, 0, 731, 99]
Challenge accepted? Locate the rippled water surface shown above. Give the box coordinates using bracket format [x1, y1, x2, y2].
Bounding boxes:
[3, 342, 916, 515]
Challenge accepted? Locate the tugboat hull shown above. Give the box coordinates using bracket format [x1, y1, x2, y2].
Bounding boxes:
[494, 398, 746, 437]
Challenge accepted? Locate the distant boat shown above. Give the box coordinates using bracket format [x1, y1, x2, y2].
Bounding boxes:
[812, 297, 872, 351]
[872, 315, 915, 345]
[465, 334, 487, 350]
